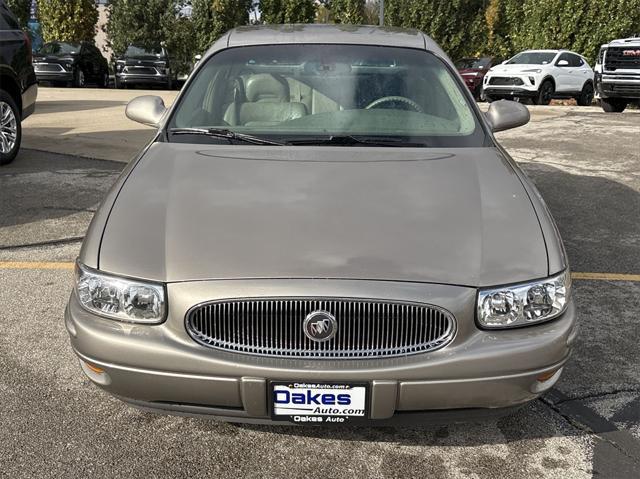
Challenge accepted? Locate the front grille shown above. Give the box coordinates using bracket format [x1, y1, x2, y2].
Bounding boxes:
[489, 77, 524, 86]
[605, 47, 640, 71]
[186, 298, 456, 359]
[123, 66, 158, 75]
[34, 63, 63, 72]
[608, 83, 640, 94]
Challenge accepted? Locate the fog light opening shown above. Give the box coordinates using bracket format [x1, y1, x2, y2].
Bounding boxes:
[531, 367, 563, 393]
[84, 362, 105, 374]
[536, 370, 558, 382]
[79, 359, 112, 386]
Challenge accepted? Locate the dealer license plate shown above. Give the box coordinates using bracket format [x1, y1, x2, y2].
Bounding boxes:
[271, 382, 368, 424]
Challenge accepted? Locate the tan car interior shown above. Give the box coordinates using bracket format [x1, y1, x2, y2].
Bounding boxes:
[223, 73, 342, 126]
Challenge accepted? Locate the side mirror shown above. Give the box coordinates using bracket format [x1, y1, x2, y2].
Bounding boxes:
[125, 95, 167, 128]
[501, 60, 508, 64]
[194, 54, 202, 61]
[485, 100, 530, 132]
[557, 59, 569, 67]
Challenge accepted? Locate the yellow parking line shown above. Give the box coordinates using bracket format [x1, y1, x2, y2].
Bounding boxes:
[0, 261, 74, 270]
[0, 261, 639, 282]
[570, 272, 640, 282]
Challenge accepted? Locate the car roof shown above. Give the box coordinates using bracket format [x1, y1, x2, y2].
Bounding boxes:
[204, 24, 449, 62]
[519, 49, 562, 53]
[609, 37, 640, 45]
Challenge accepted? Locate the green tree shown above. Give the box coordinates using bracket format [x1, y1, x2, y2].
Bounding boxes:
[38, 0, 98, 43]
[105, 0, 176, 57]
[106, 0, 198, 76]
[384, 0, 488, 60]
[191, 0, 252, 53]
[473, 0, 640, 64]
[261, 0, 315, 24]
[507, 0, 640, 63]
[165, 14, 198, 76]
[331, 0, 365, 24]
[363, 0, 381, 25]
[5, 0, 30, 28]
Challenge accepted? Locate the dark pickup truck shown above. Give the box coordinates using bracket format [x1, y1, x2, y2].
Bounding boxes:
[115, 44, 174, 89]
[0, 0, 37, 164]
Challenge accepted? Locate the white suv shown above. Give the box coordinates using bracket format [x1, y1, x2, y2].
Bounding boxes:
[483, 50, 595, 105]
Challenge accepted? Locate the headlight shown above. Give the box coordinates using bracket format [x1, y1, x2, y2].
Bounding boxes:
[64, 63, 74, 70]
[522, 69, 542, 73]
[477, 270, 571, 329]
[75, 262, 166, 324]
[116, 62, 125, 72]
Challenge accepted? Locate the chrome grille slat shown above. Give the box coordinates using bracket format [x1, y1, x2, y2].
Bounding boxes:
[186, 298, 456, 359]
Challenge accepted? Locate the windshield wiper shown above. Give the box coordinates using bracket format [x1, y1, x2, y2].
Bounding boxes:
[286, 135, 428, 147]
[169, 128, 285, 146]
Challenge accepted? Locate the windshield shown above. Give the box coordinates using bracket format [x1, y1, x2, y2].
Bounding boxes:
[38, 42, 80, 55]
[125, 45, 164, 58]
[455, 58, 491, 69]
[507, 52, 557, 65]
[169, 44, 484, 148]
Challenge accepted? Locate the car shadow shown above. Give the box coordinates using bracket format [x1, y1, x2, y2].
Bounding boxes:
[31, 99, 128, 114]
[0, 149, 122, 248]
[519, 161, 640, 275]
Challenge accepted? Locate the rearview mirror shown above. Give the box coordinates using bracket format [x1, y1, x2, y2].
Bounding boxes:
[557, 59, 569, 67]
[125, 95, 167, 128]
[485, 100, 530, 132]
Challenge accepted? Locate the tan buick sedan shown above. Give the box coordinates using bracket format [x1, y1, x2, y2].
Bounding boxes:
[65, 25, 577, 425]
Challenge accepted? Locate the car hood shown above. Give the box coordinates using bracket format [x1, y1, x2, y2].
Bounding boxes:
[458, 68, 486, 75]
[490, 63, 546, 74]
[99, 144, 548, 287]
[33, 54, 75, 62]
[120, 57, 165, 67]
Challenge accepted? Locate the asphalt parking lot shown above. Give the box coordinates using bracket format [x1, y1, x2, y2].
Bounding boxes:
[1, 88, 639, 478]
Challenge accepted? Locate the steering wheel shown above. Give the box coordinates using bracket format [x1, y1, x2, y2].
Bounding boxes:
[365, 96, 424, 113]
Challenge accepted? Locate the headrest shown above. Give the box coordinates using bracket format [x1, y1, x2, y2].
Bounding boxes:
[245, 74, 289, 102]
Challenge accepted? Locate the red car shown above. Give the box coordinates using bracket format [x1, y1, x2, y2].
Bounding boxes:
[455, 57, 500, 100]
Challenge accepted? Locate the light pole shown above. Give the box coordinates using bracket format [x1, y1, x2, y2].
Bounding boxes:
[379, 0, 384, 26]
[27, 0, 42, 52]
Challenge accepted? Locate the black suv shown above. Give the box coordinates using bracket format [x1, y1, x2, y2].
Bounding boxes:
[0, 0, 37, 165]
[33, 41, 109, 87]
[115, 45, 174, 89]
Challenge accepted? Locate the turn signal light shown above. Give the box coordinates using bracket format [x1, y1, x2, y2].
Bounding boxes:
[536, 370, 558, 382]
[84, 362, 105, 374]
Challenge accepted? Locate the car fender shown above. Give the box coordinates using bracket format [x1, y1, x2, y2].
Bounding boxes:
[0, 65, 22, 113]
[539, 74, 556, 90]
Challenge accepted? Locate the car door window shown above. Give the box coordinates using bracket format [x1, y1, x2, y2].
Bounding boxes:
[569, 54, 583, 67]
[556, 53, 571, 66]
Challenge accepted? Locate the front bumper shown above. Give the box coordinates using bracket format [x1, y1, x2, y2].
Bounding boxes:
[483, 86, 538, 98]
[116, 73, 170, 85]
[598, 74, 640, 99]
[461, 76, 482, 91]
[35, 71, 73, 83]
[65, 279, 578, 424]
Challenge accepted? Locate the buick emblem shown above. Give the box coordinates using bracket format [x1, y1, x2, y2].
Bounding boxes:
[303, 310, 337, 342]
